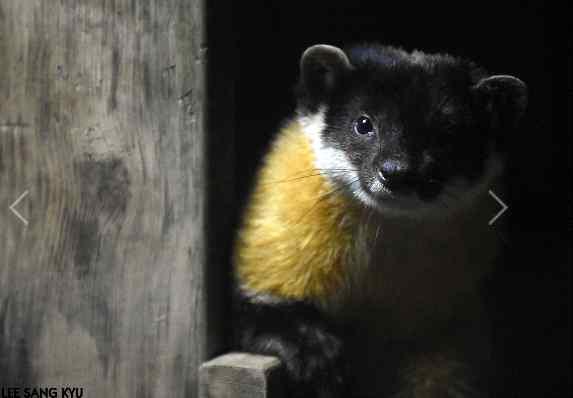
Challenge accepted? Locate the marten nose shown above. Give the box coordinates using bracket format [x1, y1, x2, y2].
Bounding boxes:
[377, 159, 414, 192]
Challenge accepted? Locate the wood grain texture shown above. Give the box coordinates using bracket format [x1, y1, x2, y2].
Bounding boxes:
[0, 0, 232, 396]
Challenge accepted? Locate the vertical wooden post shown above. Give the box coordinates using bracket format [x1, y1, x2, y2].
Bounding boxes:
[0, 1, 228, 397]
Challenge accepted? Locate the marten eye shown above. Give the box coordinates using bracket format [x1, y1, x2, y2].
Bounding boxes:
[354, 116, 375, 135]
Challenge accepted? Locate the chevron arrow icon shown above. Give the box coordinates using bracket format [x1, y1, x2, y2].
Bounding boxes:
[9, 190, 29, 226]
[488, 189, 508, 226]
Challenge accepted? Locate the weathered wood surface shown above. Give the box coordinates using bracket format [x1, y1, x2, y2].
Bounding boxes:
[199, 353, 284, 398]
[0, 0, 232, 396]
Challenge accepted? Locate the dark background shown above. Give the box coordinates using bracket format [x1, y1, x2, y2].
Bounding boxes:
[231, 1, 570, 397]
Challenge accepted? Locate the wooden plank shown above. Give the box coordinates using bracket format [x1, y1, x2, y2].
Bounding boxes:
[0, 0, 231, 397]
[199, 353, 284, 398]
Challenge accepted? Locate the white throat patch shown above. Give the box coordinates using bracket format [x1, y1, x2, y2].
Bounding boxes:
[297, 107, 361, 192]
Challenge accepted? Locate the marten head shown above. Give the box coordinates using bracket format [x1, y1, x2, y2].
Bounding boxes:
[295, 44, 527, 215]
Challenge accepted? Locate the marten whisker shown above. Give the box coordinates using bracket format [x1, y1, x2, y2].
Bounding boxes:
[290, 177, 360, 226]
[263, 170, 356, 186]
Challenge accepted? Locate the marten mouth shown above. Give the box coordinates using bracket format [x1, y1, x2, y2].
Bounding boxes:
[361, 175, 443, 205]
[359, 188, 424, 213]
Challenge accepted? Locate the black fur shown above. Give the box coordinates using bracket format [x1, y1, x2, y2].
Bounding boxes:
[296, 43, 526, 204]
[234, 292, 349, 398]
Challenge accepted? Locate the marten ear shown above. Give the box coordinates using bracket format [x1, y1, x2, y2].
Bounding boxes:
[472, 75, 528, 129]
[298, 44, 352, 106]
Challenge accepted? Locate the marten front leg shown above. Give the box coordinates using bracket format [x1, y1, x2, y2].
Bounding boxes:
[235, 293, 349, 398]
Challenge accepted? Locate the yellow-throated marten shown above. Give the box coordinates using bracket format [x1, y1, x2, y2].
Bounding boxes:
[233, 44, 527, 398]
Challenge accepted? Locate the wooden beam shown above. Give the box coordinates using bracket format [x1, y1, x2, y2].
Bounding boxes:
[0, 0, 233, 396]
[200, 353, 284, 398]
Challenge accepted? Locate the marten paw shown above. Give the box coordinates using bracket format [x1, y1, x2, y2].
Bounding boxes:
[248, 322, 348, 398]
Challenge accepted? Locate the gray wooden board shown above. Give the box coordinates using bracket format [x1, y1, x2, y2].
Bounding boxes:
[199, 353, 284, 398]
[0, 0, 232, 397]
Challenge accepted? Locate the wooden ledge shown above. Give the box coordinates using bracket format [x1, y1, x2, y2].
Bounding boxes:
[199, 352, 284, 398]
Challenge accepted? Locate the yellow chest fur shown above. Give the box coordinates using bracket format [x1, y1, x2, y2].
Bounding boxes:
[234, 121, 361, 302]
